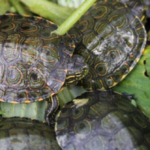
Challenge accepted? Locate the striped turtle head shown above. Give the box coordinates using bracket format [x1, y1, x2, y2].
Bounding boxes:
[65, 55, 89, 86]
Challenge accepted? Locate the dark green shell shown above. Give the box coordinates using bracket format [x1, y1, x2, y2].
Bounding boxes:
[0, 14, 75, 103]
[114, 0, 147, 19]
[69, 1, 147, 90]
[144, 0, 150, 18]
[119, 0, 150, 19]
[148, 31, 150, 42]
[55, 91, 150, 150]
[0, 117, 61, 150]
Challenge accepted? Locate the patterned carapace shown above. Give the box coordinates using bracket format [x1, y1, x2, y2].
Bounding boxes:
[0, 117, 61, 150]
[0, 14, 75, 103]
[55, 91, 150, 150]
[69, 1, 147, 90]
[106, 0, 148, 20]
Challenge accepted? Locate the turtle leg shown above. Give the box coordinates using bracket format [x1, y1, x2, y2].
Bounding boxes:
[45, 95, 59, 126]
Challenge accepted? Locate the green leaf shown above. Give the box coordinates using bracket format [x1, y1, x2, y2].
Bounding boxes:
[0, 86, 86, 121]
[0, 100, 47, 122]
[9, 0, 32, 15]
[0, 0, 11, 15]
[57, 0, 85, 8]
[145, 53, 150, 77]
[20, 0, 74, 25]
[58, 86, 86, 107]
[53, 0, 97, 35]
[113, 46, 150, 118]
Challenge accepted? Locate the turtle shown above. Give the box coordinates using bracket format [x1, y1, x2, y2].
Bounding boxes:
[111, 0, 148, 20]
[69, 1, 147, 90]
[0, 117, 61, 150]
[55, 90, 150, 150]
[144, 0, 150, 18]
[118, 0, 150, 19]
[0, 14, 89, 124]
[148, 30, 150, 42]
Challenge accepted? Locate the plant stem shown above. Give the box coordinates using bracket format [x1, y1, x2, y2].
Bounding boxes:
[9, 0, 31, 15]
[20, 0, 75, 25]
[52, 0, 96, 35]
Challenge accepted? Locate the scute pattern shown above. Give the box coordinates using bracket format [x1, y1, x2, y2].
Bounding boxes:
[69, 1, 146, 90]
[0, 14, 75, 103]
[55, 91, 150, 150]
[115, 0, 147, 19]
[92, 0, 147, 20]
[0, 117, 61, 150]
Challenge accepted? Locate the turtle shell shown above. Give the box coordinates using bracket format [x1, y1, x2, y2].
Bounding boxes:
[0, 117, 61, 150]
[55, 91, 150, 150]
[69, 1, 147, 90]
[144, 0, 150, 18]
[104, 0, 150, 19]
[0, 14, 75, 103]
[113, 0, 147, 19]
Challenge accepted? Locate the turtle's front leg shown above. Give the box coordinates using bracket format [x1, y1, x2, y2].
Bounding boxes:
[45, 95, 59, 126]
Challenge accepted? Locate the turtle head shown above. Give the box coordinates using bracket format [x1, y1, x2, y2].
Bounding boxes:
[65, 55, 89, 86]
